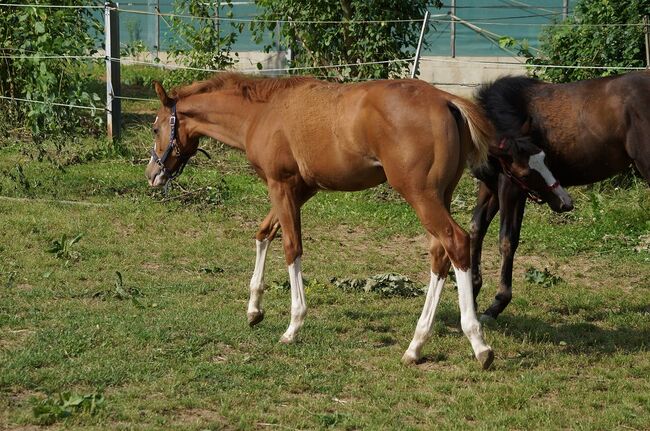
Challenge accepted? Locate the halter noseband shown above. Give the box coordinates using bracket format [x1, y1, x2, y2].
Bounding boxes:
[496, 138, 561, 204]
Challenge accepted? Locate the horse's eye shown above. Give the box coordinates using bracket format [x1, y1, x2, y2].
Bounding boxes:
[153, 127, 159, 135]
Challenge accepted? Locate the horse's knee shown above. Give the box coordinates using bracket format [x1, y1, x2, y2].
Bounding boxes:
[499, 237, 513, 257]
[469, 220, 480, 241]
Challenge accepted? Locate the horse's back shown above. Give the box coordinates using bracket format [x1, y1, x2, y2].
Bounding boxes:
[247, 79, 466, 191]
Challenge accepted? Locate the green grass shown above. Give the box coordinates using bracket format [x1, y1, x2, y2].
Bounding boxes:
[0, 128, 649, 429]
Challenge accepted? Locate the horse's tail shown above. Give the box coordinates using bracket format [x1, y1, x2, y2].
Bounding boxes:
[447, 96, 493, 169]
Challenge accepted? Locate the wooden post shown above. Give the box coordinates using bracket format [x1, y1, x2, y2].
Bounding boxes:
[105, 1, 121, 140]
[562, 0, 568, 20]
[411, 10, 429, 79]
[643, 15, 650, 69]
[450, 0, 456, 58]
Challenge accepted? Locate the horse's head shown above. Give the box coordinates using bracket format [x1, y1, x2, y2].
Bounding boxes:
[145, 81, 200, 188]
[492, 132, 574, 213]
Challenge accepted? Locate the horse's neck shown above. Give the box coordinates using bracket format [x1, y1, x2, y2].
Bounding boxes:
[180, 91, 258, 151]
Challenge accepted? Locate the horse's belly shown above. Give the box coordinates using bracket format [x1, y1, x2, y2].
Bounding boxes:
[304, 163, 387, 191]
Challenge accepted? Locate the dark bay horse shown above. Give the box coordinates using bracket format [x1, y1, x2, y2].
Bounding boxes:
[471, 71, 650, 320]
[145, 73, 496, 368]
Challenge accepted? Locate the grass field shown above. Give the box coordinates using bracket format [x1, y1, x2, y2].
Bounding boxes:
[1, 95, 649, 430]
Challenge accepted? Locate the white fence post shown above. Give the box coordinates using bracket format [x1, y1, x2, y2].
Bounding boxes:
[411, 10, 430, 79]
[450, 0, 456, 58]
[105, 1, 121, 140]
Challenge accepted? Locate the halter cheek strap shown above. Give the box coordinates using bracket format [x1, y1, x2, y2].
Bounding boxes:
[150, 104, 212, 181]
[150, 104, 187, 180]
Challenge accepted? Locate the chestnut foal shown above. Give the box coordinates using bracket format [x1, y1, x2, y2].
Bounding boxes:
[145, 73, 495, 368]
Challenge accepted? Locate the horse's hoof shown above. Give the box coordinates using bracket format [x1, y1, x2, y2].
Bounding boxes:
[279, 334, 294, 344]
[477, 348, 494, 370]
[401, 352, 419, 366]
[247, 310, 264, 327]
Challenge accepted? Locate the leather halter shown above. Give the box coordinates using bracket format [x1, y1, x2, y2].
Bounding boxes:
[496, 138, 561, 204]
[150, 104, 210, 181]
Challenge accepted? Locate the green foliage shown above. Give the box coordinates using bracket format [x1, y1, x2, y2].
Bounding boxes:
[164, 0, 240, 88]
[250, 0, 442, 80]
[93, 271, 144, 308]
[524, 266, 564, 288]
[0, 1, 103, 151]
[330, 272, 425, 297]
[32, 391, 104, 425]
[524, 0, 650, 82]
[47, 233, 83, 264]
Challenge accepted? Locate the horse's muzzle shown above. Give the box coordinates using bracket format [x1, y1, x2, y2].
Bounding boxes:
[550, 185, 574, 213]
[145, 159, 168, 188]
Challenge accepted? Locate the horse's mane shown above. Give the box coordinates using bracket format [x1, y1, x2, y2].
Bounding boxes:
[170, 72, 318, 102]
[475, 76, 542, 137]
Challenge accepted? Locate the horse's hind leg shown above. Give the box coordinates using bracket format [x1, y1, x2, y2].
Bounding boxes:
[626, 122, 650, 185]
[401, 191, 494, 369]
[402, 234, 450, 364]
[247, 210, 280, 326]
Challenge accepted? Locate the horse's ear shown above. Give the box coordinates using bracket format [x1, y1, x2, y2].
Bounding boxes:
[520, 117, 531, 135]
[153, 81, 173, 108]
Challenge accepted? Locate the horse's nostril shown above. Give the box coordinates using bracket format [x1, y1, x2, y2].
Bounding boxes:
[562, 201, 574, 212]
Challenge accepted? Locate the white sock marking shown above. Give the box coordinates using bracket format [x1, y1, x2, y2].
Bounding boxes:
[404, 271, 446, 362]
[247, 239, 269, 316]
[281, 257, 307, 343]
[453, 266, 492, 359]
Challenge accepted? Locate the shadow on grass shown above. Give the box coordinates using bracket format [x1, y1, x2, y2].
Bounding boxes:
[495, 309, 650, 355]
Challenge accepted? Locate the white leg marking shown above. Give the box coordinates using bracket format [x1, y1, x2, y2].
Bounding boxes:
[247, 239, 269, 320]
[454, 266, 493, 362]
[280, 257, 307, 343]
[403, 271, 445, 363]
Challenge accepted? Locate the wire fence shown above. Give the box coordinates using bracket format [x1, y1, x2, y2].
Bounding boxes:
[1, 2, 648, 112]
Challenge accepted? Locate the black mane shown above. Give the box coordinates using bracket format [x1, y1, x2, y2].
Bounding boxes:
[475, 76, 541, 138]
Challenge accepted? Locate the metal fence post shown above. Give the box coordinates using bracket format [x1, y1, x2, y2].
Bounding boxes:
[411, 10, 429, 79]
[451, 0, 456, 58]
[105, 1, 121, 140]
[643, 15, 650, 69]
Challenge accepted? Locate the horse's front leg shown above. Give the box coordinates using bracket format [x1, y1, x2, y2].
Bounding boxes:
[247, 210, 280, 326]
[469, 182, 499, 305]
[483, 176, 527, 320]
[267, 178, 315, 343]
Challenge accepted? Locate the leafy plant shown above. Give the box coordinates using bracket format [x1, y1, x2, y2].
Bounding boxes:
[250, 0, 442, 80]
[522, 0, 650, 82]
[94, 271, 145, 308]
[32, 391, 104, 425]
[524, 266, 563, 288]
[330, 272, 425, 297]
[0, 1, 103, 153]
[47, 233, 83, 264]
[164, 0, 240, 88]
